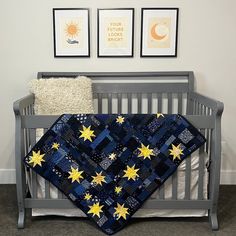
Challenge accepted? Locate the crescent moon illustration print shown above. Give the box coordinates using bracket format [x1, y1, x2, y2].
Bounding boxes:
[150, 23, 169, 41]
[141, 8, 178, 57]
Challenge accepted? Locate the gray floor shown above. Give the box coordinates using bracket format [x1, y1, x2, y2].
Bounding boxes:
[0, 185, 235, 236]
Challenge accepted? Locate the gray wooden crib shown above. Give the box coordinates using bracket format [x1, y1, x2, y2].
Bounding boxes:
[13, 71, 223, 230]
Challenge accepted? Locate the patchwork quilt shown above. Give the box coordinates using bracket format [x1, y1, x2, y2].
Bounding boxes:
[24, 114, 205, 235]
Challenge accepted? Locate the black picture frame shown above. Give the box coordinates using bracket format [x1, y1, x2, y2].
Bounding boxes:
[53, 8, 90, 58]
[140, 8, 179, 57]
[97, 8, 134, 58]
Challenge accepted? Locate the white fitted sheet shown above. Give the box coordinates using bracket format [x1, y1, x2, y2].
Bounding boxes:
[31, 151, 208, 217]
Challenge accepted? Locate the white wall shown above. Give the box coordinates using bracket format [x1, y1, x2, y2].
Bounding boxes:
[0, 0, 236, 184]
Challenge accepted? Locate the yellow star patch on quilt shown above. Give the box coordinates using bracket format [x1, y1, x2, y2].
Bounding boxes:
[114, 203, 129, 220]
[169, 144, 184, 160]
[138, 143, 154, 159]
[92, 171, 107, 186]
[51, 142, 60, 150]
[108, 153, 116, 160]
[84, 193, 92, 201]
[115, 186, 122, 194]
[116, 115, 125, 124]
[68, 166, 84, 183]
[28, 150, 45, 167]
[123, 165, 139, 181]
[88, 202, 104, 218]
[79, 125, 96, 142]
[156, 113, 164, 118]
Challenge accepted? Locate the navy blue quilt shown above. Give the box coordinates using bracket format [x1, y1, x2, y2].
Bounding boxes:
[24, 114, 205, 235]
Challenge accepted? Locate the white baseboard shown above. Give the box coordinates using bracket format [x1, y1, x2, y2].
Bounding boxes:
[0, 169, 16, 184]
[0, 169, 235, 184]
[220, 170, 236, 185]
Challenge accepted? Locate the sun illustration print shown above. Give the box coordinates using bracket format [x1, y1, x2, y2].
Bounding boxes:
[65, 21, 80, 38]
[65, 21, 80, 45]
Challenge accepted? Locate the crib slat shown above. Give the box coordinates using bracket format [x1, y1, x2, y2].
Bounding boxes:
[197, 103, 201, 115]
[157, 93, 162, 113]
[30, 103, 34, 115]
[45, 181, 50, 199]
[29, 128, 37, 198]
[58, 190, 63, 199]
[195, 101, 198, 115]
[194, 100, 197, 115]
[44, 128, 48, 135]
[108, 94, 112, 114]
[198, 129, 205, 200]
[203, 105, 206, 115]
[178, 93, 183, 114]
[137, 93, 142, 113]
[198, 153, 205, 200]
[25, 129, 29, 155]
[167, 93, 172, 114]
[192, 100, 195, 114]
[98, 94, 102, 114]
[43, 128, 50, 198]
[117, 93, 122, 114]
[172, 172, 178, 200]
[32, 173, 37, 199]
[159, 185, 165, 199]
[206, 108, 210, 153]
[199, 104, 203, 115]
[202, 106, 207, 152]
[185, 157, 191, 199]
[22, 108, 27, 155]
[147, 93, 152, 113]
[29, 128, 36, 148]
[127, 93, 132, 114]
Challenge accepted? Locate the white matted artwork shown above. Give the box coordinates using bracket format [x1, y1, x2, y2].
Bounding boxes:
[98, 8, 134, 57]
[53, 8, 90, 57]
[141, 8, 179, 57]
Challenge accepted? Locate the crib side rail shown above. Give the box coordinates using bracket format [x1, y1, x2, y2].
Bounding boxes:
[189, 91, 224, 230]
[13, 94, 35, 115]
[190, 92, 224, 115]
[13, 93, 35, 228]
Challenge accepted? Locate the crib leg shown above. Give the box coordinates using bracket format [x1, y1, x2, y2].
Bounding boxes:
[18, 209, 25, 229]
[209, 210, 219, 231]
[15, 114, 27, 229]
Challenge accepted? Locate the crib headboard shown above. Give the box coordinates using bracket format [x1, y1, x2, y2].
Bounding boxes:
[37, 71, 194, 115]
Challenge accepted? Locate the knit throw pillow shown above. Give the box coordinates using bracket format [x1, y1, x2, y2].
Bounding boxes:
[29, 76, 94, 115]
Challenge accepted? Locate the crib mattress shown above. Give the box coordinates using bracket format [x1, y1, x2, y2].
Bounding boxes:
[31, 152, 208, 217]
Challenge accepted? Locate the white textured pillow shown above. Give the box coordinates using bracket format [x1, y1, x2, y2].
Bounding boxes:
[29, 76, 94, 115]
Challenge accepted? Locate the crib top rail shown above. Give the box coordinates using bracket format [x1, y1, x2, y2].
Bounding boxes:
[37, 71, 194, 94]
[37, 71, 194, 80]
[14, 71, 223, 118]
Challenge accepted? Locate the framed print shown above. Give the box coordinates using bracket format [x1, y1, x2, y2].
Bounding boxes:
[141, 8, 179, 57]
[53, 8, 90, 57]
[97, 8, 134, 57]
